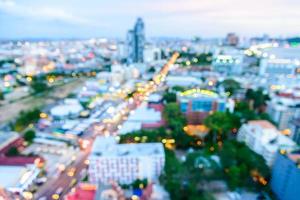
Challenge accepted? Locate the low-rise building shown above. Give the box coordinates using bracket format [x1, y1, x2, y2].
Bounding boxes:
[88, 137, 165, 184]
[0, 163, 41, 194]
[271, 150, 300, 200]
[0, 132, 24, 155]
[212, 54, 244, 75]
[237, 120, 296, 166]
[177, 88, 228, 124]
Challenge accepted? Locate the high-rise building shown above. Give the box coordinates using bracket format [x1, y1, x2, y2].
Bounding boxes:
[127, 18, 145, 63]
[225, 33, 239, 46]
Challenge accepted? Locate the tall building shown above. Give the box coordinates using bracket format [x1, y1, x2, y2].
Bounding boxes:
[237, 120, 296, 166]
[225, 33, 239, 46]
[127, 18, 145, 63]
[271, 150, 300, 200]
[88, 137, 165, 184]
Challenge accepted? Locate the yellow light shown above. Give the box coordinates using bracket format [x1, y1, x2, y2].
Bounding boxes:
[162, 139, 167, 143]
[48, 77, 55, 83]
[22, 191, 33, 200]
[208, 81, 214, 86]
[40, 112, 48, 119]
[281, 129, 291, 136]
[280, 149, 286, 155]
[52, 194, 60, 200]
[26, 77, 32, 82]
[4, 82, 10, 87]
[180, 88, 218, 98]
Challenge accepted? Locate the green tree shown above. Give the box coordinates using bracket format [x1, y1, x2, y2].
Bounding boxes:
[245, 89, 270, 111]
[0, 91, 4, 100]
[221, 79, 241, 96]
[163, 92, 177, 103]
[31, 77, 48, 94]
[172, 85, 186, 92]
[24, 130, 36, 142]
[6, 147, 20, 156]
[148, 66, 156, 73]
[14, 108, 41, 131]
[204, 112, 240, 142]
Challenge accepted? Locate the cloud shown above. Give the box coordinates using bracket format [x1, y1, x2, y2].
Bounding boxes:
[0, 0, 98, 26]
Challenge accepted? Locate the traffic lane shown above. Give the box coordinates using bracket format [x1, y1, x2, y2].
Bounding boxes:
[35, 151, 89, 200]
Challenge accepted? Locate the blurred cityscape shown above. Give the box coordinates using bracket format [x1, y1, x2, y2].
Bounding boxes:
[0, 1, 300, 200]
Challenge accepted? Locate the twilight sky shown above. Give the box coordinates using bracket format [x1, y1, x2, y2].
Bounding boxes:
[0, 0, 300, 39]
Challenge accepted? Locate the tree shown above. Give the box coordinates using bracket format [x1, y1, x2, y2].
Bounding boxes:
[31, 77, 48, 94]
[0, 91, 4, 100]
[172, 85, 185, 92]
[24, 130, 36, 142]
[245, 89, 270, 111]
[14, 108, 41, 131]
[6, 147, 20, 156]
[148, 66, 156, 73]
[163, 92, 177, 103]
[204, 112, 240, 143]
[221, 79, 241, 96]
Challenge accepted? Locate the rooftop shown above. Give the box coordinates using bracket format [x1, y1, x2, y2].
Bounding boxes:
[0, 132, 20, 151]
[248, 120, 276, 130]
[90, 136, 164, 157]
[0, 164, 40, 193]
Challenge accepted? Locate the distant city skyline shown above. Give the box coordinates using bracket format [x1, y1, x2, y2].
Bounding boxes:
[1, 0, 300, 39]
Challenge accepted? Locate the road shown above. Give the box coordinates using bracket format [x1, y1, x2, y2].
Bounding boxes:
[34, 53, 179, 200]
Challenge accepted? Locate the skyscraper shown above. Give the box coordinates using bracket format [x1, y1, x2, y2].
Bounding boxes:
[127, 18, 145, 63]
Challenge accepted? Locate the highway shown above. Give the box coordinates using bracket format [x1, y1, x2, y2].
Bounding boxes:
[34, 53, 179, 200]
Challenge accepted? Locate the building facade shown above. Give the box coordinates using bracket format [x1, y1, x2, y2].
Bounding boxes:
[259, 58, 300, 77]
[127, 18, 145, 63]
[271, 151, 300, 200]
[177, 89, 227, 124]
[88, 137, 165, 184]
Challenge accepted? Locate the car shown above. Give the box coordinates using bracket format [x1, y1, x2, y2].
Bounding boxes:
[35, 177, 47, 186]
[69, 178, 77, 187]
[67, 167, 76, 177]
[52, 187, 64, 200]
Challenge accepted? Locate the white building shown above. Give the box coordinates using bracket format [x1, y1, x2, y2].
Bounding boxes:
[212, 54, 244, 75]
[237, 120, 296, 166]
[144, 45, 161, 63]
[259, 58, 300, 77]
[50, 99, 83, 119]
[88, 137, 165, 184]
[166, 75, 202, 87]
[267, 88, 300, 130]
[0, 164, 40, 194]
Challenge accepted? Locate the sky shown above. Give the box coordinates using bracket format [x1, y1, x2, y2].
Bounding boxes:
[0, 0, 300, 39]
